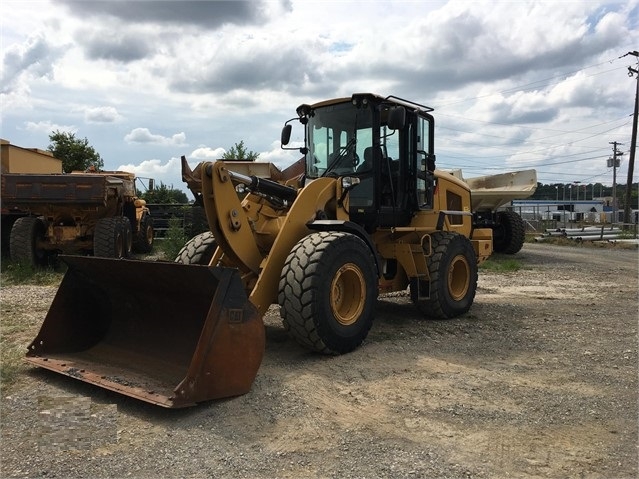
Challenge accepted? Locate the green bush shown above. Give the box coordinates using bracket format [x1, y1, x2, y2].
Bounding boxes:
[159, 217, 188, 261]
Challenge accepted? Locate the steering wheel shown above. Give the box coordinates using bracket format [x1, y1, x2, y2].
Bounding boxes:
[352, 152, 360, 167]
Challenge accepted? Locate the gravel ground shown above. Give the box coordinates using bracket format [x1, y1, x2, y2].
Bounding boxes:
[1, 243, 637, 478]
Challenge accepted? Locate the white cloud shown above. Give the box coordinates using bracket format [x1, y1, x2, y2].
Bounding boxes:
[84, 106, 122, 123]
[258, 140, 303, 170]
[115, 157, 187, 191]
[189, 146, 226, 160]
[1, 34, 63, 93]
[124, 128, 186, 145]
[23, 120, 76, 135]
[117, 157, 179, 175]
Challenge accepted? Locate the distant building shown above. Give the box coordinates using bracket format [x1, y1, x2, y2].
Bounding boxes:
[511, 199, 607, 223]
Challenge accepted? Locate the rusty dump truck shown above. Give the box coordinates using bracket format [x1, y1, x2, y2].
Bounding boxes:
[2, 170, 154, 266]
[25, 94, 495, 407]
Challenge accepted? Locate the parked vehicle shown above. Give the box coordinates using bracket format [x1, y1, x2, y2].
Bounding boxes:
[451, 169, 537, 254]
[2, 170, 153, 266]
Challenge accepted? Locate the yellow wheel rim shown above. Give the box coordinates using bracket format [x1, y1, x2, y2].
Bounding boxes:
[448, 254, 470, 301]
[330, 263, 366, 325]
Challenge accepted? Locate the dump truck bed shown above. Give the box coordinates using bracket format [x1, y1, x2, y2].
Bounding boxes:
[1, 173, 134, 211]
[450, 169, 538, 211]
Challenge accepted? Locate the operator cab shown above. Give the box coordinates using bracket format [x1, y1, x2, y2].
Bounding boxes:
[282, 94, 436, 231]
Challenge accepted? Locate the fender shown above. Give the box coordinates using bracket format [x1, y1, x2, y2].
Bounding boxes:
[307, 219, 382, 278]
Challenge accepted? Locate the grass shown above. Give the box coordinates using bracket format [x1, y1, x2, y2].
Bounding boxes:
[0, 260, 65, 286]
[1, 345, 27, 390]
[615, 229, 639, 239]
[479, 254, 523, 272]
[0, 258, 67, 390]
[532, 236, 577, 247]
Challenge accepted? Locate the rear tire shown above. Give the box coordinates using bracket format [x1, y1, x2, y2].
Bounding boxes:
[493, 210, 526, 254]
[175, 231, 217, 265]
[94, 217, 128, 258]
[133, 214, 154, 253]
[278, 231, 377, 354]
[9, 216, 48, 267]
[411, 231, 477, 319]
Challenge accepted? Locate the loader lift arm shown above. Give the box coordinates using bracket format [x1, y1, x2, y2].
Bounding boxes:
[181, 155, 297, 205]
[181, 157, 298, 276]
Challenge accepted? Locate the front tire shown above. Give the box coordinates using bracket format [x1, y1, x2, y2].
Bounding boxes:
[9, 216, 48, 267]
[278, 231, 377, 354]
[411, 231, 478, 319]
[175, 231, 217, 265]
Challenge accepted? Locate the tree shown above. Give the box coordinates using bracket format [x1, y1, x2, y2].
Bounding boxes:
[139, 182, 189, 204]
[48, 130, 104, 173]
[222, 140, 259, 161]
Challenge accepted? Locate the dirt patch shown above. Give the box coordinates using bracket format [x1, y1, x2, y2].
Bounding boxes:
[1, 243, 637, 478]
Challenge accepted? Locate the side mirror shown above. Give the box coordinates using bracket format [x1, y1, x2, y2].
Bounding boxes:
[148, 178, 155, 191]
[281, 124, 292, 146]
[388, 107, 406, 130]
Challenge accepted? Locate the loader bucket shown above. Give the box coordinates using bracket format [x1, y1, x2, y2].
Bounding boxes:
[25, 256, 265, 408]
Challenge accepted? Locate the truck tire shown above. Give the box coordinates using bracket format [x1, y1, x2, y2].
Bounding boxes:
[412, 231, 477, 319]
[278, 231, 377, 355]
[133, 214, 154, 254]
[175, 231, 217, 265]
[9, 216, 48, 267]
[94, 217, 129, 258]
[493, 210, 526, 254]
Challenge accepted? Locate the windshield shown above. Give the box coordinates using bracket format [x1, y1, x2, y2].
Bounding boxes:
[306, 102, 373, 178]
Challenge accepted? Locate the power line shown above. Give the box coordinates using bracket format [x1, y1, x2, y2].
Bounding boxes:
[429, 52, 636, 185]
[437, 121, 629, 159]
[437, 113, 630, 138]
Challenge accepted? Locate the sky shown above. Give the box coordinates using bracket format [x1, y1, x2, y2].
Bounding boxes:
[2, 0, 638, 199]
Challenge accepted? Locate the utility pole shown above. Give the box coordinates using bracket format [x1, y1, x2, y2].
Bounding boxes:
[623, 51, 638, 227]
[608, 141, 624, 223]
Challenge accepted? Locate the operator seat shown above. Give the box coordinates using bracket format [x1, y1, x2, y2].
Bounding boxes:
[357, 146, 381, 173]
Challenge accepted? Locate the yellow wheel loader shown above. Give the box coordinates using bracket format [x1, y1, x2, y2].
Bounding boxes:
[26, 94, 492, 408]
